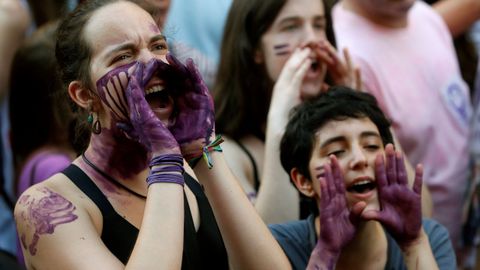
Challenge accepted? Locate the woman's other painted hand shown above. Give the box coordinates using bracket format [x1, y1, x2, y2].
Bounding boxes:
[120, 63, 180, 155]
[362, 144, 423, 250]
[164, 54, 215, 161]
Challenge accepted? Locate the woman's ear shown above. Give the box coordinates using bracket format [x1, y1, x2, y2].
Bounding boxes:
[290, 167, 315, 198]
[254, 47, 264, 64]
[68, 80, 102, 111]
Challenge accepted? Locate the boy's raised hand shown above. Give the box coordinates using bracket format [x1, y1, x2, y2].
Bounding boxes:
[307, 155, 366, 270]
[362, 144, 423, 249]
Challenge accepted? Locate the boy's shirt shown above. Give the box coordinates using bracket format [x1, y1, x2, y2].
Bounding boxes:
[269, 216, 456, 270]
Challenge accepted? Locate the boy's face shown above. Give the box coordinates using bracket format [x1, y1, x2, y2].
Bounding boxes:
[308, 117, 384, 212]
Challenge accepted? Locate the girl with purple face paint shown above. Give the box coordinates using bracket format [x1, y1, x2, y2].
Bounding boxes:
[14, 0, 291, 269]
[214, 0, 362, 224]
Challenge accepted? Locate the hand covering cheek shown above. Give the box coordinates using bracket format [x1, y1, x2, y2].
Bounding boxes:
[95, 61, 138, 122]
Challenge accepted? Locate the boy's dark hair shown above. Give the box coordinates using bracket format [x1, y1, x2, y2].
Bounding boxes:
[280, 86, 393, 180]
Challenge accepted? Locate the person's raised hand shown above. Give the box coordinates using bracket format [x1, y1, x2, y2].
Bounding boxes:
[117, 62, 181, 156]
[314, 40, 362, 91]
[307, 155, 366, 270]
[268, 47, 312, 133]
[163, 54, 216, 162]
[362, 144, 423, 249]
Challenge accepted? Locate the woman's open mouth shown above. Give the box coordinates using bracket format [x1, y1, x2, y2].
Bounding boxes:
[144, 83, 174, 123]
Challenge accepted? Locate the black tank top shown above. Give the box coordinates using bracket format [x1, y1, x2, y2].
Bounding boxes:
[62, 165, 228, 269]
[235, 141, 260, 191]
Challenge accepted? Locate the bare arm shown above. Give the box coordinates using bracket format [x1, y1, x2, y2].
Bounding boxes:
[165, 54, 291, 269]
[15, 177, 184, 270]
[254, 48, 312, 224]
[194, 153, 292, 270]
[433, 0, 480, 37]
[0, 0, 30, 101]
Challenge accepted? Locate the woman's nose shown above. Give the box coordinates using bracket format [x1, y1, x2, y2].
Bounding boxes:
[302, 24, 320, 45]
[137, 50, 167, 64]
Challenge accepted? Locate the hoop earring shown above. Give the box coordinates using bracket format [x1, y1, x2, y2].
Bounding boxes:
[87, 111, 102, 134]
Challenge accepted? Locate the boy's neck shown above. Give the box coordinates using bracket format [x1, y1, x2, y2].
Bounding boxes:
[341, 0, 409, 28]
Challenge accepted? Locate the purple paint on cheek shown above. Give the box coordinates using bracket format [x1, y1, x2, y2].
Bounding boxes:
[96, 61, 137, 121]
[274, 43, 291, 56]
[24, 188, 78, 255]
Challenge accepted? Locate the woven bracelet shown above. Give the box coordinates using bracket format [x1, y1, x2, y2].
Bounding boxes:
[188, 134, 224, 169]
[147, 154, 185, 186]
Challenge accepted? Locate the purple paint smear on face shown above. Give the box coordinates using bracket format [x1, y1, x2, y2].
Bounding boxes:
[274, 43, 291, 56]
[96, 61, 137, 121]
[88, 59, 182, 183]
[19, 188, 78, 256]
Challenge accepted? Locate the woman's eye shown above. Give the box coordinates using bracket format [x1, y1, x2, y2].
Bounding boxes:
[152, 42, 168, 51]
[281, 24, 299, 31]
[112, 54, 130, 63]
[313, 21, 326, 30]
[327, 150, 345, 157]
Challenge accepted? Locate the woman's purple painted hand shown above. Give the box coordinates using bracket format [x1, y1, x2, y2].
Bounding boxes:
[164, 54, 215, 161]
[118, 63, 180, 155]
[362, 144, 423, 249]
[307, 156, 365, 270]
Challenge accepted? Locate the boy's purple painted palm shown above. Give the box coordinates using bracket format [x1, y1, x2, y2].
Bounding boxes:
[165, 54, 215, 161]
[362, 144, 423, 250]
[308, 156, 364, 270]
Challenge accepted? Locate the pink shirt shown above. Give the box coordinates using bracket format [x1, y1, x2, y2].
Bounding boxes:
[333, 1, 472, 247]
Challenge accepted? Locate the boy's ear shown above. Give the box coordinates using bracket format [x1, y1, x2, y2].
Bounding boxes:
[290, 167, 315, 198]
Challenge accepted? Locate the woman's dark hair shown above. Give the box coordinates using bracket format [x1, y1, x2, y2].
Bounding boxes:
[280, 86, 393, 180]
[213, 0, 336, 141]
[9, 22, 74, 174]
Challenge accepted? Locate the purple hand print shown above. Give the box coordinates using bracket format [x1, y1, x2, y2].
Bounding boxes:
[362, 144, 423, 250]
[163, 54, 216, 161]
[96, 61, 137, 122]
[18, 188, 78, 256]
[122, 61, 180, 155]
[307, 156, 365, 270]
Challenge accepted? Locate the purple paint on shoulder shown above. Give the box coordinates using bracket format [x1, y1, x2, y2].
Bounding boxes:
[25, 188, 78, 255]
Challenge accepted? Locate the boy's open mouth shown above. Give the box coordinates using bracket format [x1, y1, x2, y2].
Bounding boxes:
[346, 180, 376, 194]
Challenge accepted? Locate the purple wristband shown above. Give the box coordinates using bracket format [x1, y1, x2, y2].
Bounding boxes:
[147, 154, 185, 186]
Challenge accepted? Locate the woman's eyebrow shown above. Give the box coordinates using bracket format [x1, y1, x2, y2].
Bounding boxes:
[150, 34, 166, 44]
[105, 43, 136, 60]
